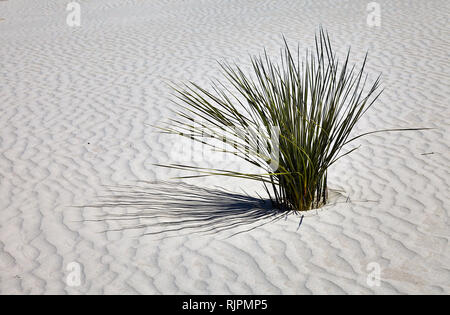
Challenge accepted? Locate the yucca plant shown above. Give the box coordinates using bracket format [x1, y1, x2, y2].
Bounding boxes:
[157, 29, 424, 212]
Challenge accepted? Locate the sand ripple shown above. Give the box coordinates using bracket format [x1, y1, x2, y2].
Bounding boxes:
[0, 0, 449, 294]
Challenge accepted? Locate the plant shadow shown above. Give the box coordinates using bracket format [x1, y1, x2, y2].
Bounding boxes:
[84, 181, 289, 239]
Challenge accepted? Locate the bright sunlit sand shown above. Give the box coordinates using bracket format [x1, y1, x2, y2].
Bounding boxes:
[0, 0, 449, 294]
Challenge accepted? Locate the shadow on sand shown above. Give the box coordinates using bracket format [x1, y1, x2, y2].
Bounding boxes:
[84, 181, 289, 238]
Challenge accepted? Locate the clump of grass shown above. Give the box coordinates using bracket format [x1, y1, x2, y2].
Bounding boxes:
[157, 28, 425, 212]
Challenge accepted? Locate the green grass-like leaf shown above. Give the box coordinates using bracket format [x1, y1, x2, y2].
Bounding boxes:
[157, 28, 427, 211]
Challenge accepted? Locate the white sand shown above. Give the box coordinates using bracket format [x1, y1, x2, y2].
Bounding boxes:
[0, 0, 449, 294]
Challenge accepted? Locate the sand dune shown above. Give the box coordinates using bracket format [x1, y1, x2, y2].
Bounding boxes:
[0, 0, 449, 294]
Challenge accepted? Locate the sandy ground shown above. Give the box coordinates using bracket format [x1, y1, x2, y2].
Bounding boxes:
[0, 0, 449, 294]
